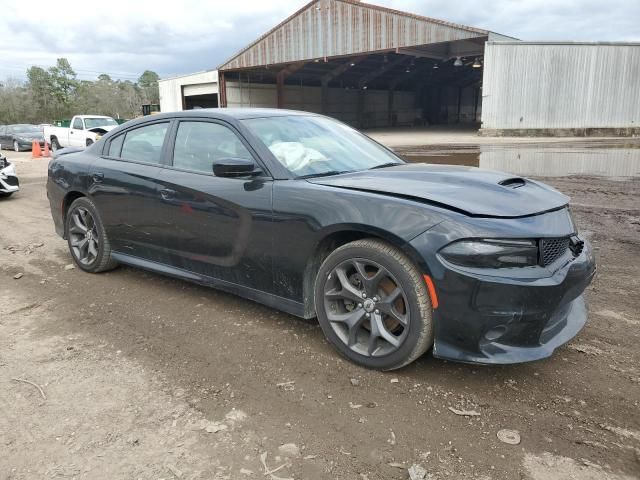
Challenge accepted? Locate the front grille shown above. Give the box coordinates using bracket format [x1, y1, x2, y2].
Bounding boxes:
[541, 238, 570, 266]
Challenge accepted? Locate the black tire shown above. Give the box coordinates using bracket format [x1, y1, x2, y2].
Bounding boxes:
[0, 191, 13, 198]
[51, 137, 61, 152]
[65, 197, 118, 273]
[13, 140, 20, 152]
[86, 139, 93, 147]
[314, 239, 433, 370]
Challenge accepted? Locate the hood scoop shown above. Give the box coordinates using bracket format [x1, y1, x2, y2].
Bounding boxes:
[499, 177, 527, 188]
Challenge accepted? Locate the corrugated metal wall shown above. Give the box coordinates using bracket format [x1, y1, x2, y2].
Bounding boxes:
[219, 0, 485, 70]
[481, 42, 640, 130]
[226, 81, 416, 127]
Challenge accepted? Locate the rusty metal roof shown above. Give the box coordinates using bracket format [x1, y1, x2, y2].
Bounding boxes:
[218, 0, 491, 71]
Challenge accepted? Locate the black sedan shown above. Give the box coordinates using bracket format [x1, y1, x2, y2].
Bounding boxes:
[0, 124, 45, 151]
[46, 109, 596, 370]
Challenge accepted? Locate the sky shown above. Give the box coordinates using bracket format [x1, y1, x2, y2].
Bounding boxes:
[1, 0, 638, 82]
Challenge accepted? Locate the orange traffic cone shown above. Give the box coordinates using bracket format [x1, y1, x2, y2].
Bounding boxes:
[32, 140, 42, 158]
[42, 141, 51, 158]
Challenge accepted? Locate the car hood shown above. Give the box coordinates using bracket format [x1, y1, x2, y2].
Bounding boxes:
[88, 125, 117, 134]
[307, 163, 569, 218]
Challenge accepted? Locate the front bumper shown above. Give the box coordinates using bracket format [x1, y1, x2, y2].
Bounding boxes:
[411, 225, 596, 365]
[0, 163, 20, 193]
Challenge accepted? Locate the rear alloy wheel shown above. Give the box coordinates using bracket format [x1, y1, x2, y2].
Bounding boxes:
[51, 138, 61, 152]
[13, 140, 19, 152]
[315, 239, 433, 370]
[65, 197, 118, 273]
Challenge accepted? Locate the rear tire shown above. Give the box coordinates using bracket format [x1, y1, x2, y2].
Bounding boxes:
[314, 239, 433, 370]
[0, 192, 14, 198]
[13, 140, 19, 152]
[65, 197, 118, 273]
[51, 137, 61, 152]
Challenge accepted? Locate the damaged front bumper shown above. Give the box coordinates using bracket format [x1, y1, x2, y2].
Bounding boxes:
[0, 159, 20, 194]
[432, 241, 596, 364]
[411, 216, 597, 365]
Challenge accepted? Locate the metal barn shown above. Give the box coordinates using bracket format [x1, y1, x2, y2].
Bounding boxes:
[160, 1, 640, 136]
[216, 0, 513, 129]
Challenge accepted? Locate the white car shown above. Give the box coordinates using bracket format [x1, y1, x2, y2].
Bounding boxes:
[44, 115, 120, 151]
[0, 154, 19, 198]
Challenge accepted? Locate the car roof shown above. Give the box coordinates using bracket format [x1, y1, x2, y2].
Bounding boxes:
[78, 115, 113, 119]
[137, 108, 317, 122]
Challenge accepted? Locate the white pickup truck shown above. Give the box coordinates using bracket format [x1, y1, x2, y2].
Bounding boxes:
[44, 115, 120, 151]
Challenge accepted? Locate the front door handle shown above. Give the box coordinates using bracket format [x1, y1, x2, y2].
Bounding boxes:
[160, 188, 176, 200]
[92, 172, 104, 183]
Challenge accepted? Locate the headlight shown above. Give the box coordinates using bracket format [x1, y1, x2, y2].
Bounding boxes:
[439, 239, 539, 268]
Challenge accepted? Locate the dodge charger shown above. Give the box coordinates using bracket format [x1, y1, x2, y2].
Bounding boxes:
[47, 109, 596, 370]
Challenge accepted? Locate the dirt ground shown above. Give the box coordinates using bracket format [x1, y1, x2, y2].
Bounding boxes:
[1, 143, 639, 480]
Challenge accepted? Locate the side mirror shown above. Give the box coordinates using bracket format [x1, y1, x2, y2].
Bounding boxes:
[212, 158, 261, 178]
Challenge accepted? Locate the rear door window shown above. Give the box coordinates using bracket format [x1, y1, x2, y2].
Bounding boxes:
[120, 123, 169, 164]
[172, 121, 253, 174]
[107, 134, 125, 158]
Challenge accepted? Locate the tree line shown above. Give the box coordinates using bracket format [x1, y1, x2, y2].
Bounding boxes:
[0, 58, 160, 125]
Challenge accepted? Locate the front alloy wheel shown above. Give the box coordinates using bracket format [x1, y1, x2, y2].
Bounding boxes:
[324, 259, 410, 357]
[315, 239, 433, 370]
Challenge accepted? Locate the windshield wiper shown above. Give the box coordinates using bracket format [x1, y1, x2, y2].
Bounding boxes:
[369, 162, 402, 170]
[298, 170, 354, 179]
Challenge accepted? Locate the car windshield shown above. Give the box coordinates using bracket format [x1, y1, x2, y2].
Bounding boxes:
[241, 115, 403, 177]
[13, 124, 41, 134]
[84, 117, 118, 129]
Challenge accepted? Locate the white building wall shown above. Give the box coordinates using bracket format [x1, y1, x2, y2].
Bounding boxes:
[158, 70, 219, 113]
[481, 42, 640, 131]
[226, 81, 416, 128]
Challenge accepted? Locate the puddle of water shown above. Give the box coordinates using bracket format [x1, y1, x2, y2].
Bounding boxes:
[397, 142, 640, 178]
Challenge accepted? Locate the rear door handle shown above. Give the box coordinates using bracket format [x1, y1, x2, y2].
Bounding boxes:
[160, 188, 176, 200]
[92, 172, 104, 183]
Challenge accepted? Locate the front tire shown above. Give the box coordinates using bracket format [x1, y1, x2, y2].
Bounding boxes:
[65, 197, 118, 273]
[314, 239, 433, 370]
[86, 139, 93, 147]
[13, 140, 20, 152]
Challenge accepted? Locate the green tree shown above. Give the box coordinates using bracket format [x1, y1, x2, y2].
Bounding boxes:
[48, 58, 77, 108]
[26, 66, 53, 121]
[137, 70, 159, 104]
